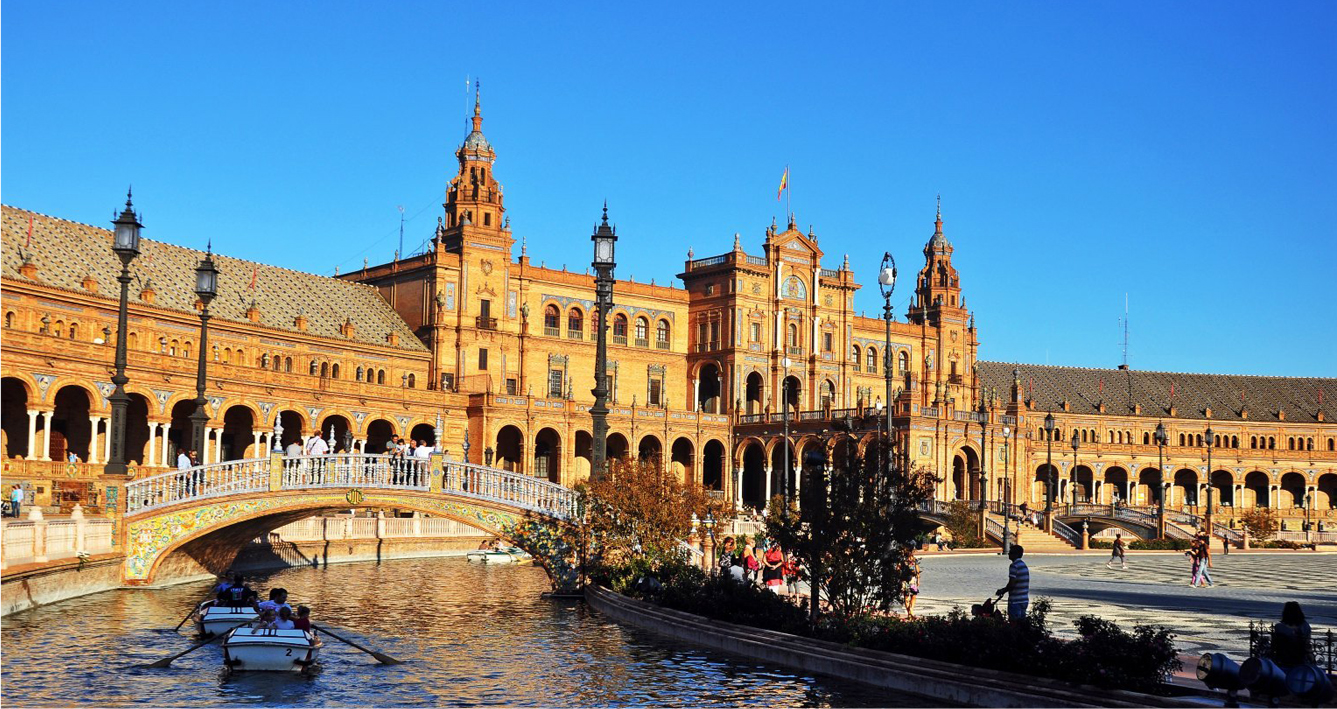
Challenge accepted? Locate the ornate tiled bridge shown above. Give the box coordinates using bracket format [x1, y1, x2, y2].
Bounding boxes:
[122, 452, 576, 583]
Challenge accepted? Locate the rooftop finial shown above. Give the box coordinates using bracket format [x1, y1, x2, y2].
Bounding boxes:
[601, 200, 609, 225]
[936, 193, 941, 220]
[126, 186, 134, 208]
[934, 194, 944, 236]
[206, 238, 212, 255]
[522, 235, 528, 257]
[733, 232, 741, 250]
[474, 79, 481, 117]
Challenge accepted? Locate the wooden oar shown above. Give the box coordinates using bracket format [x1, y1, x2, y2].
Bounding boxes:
[136, 621, 250, 669]
[170, 599, 214, 633]
[311, 624, 402, 665]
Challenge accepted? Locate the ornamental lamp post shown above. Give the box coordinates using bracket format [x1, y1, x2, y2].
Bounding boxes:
[1154, 421, 1167, 538]
[782, 356, 791, 504]
[484, 446, 494, 467]
[589, 203, 617, 480]
[1001, 426, 1011, 554]
[106, 190, 142, 476]
[1069, 429, 1080, 509]
[1205, 426, 1215, 535]
[1043, 411, 1055, 529]
[878, 252, 897, 479]
[189, 244, 220, 463]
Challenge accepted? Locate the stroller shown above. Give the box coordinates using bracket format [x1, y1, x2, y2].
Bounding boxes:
[971, 594, 1004, 619]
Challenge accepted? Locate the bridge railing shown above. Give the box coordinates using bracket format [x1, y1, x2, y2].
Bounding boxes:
[442, 461, 577, 520]
[126, 457, 271, 514]
[281, 454, 431, 491]
[1051, 518, 1081, 547]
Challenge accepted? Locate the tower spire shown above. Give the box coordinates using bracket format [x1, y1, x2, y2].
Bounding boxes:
[935, 193, 943, 233]
[472, 80, 482, 132]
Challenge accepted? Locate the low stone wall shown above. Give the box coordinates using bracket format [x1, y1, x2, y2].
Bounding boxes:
[1, 534, 492, 616]
[585, 585, 1198, 708]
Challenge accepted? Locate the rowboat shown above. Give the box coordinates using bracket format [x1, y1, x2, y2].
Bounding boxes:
[223, 627, 321, 672]
[465, 546, 533, 564]
[197, 604, 259, 636]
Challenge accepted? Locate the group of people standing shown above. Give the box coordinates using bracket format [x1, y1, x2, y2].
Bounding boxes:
[716, 536, 800, 596]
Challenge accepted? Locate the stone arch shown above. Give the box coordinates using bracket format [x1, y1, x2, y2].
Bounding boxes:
[366, 418, 396, 454]
[1172, 468, 1199, 507]
[695, 362, 722, 413]
[2, 377, 32, 458]
[734, 436, 767, 463]
[533, 427, 561, 482]
[637, 433, 663, 466]
[1073, 465, 1095, 503]
[1137, 467, 1163, 506]
[1243, 470, 1269, 508]
[1316, 473, 1337, 510]
[1279, 472, 1306, 508]
[410, 422, 436, 448]
[670, 436, 694, 483]
[495, 424, 524, 472]
[782, 375, 802, 413]
[951, 445, 981, 500]
[573, 430, 592, 483]
[220, 405, 257, 461]
[317, 414, 352, 452]
[1034, 463, 1058, 504]
[701, 438, 725, 491]
[745, 370, 765, 415]
[124, 393, 153, 466]
[1211, 469, 1235, 507]
[50, 385, 95, 462]
[1102, 466, 1129, 504]
[741, 440, 766, 509]
[605, 432, 629, 461]
[276, 409, 307, 449]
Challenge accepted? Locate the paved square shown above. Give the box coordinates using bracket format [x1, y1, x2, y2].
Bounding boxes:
[914, 552, 1337, 660]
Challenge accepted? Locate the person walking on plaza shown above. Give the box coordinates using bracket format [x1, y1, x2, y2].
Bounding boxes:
[1192, 532, 1215, 588]
[9, 485, 23, 518]
[1106, 533, 1127, 570]
[996, 544, 1029, 621]
[904, 548, 922, 619]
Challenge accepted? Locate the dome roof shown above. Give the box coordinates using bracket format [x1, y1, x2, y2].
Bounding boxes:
[462, 129, 491, 153]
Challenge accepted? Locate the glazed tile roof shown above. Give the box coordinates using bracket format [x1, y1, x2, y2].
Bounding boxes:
[979, 361, 1335, 424]
[2, 205, 427, 352]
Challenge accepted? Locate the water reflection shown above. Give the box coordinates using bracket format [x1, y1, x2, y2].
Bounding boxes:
[2, 557, 934, 707]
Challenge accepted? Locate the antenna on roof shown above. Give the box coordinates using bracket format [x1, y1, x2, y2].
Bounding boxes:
[397, 205, 405, 262]
[1118, 293, 1130, 370]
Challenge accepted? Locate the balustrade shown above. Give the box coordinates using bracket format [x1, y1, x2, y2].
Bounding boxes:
[0, 514, 115, 568]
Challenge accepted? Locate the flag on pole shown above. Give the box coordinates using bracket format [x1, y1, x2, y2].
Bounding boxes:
[776, 166, 788, 201]
[248, 265, 258, 289]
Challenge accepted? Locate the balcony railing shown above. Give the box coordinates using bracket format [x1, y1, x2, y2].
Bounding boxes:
[567, 329, 583, 340]
[476, 316, 498, 330]
[655, 340, 670, 350]
[613, 334, 628, 346]
[695, 342, 718, 352]
[635, 338, 649, 348]
[543, 326, 561, 337]
[787, 346, 803, 356]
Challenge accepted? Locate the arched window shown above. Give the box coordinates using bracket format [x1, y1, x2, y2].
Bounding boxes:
[1250, 435, 1257, 449]
[310, 361, 319, 376]
[69, 323, 78, 340]
[1196, 434, 1203, 447]
[54, 320, 65, 337]
[284, 357, 292, 373]
[356, 366, 364, 381]
[866, 347, 877, 373]
[613, 314, 628, 341]
[169, 339, 179, 356]
[1268, 436, 1275, 449]
[852, 345, 862, 371]
[1288, 437, 1295, 450]
[1231, 435, 1238, 448]
[331, 363, 340, 379]
[544, 304, 560, 333]
[898, 350, 909, 372]
[656, 320, 670, 348]
[589, 308, 600, 337]
[184, 342, 192, 358]
[236, 349, 244, 365]
[272, 353, 280, 370]
[787, 323, 799, 348]
[1307, 438, 1314, 451]
[128, 332, 138, 349]
[407, 373, 415, 388]
[568, 308, 583, 336]
[1080, 429, 1088, 443]
[1329, 438, 1335, 451]
[377, 370, 386, 385]
[260, 353, 270, 368]
[320, 362, 329, 378]
[1143, 432, 1150, 445]
[634, 317, 648, 345]
[1178, 433, 1186, 446]
[3, 312, 13, 328]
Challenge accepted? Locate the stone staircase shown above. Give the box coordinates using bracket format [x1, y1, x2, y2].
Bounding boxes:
[1000, 518, 1079, 552]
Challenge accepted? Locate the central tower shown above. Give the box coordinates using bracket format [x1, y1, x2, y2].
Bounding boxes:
[440, 84, 511, 253]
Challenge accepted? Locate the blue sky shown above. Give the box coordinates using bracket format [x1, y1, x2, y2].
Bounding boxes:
[4, 2, 1334, 377]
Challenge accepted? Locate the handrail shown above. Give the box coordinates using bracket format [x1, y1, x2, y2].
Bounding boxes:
[1051, 519, 1081, 547]
[125, 454, 578, 521]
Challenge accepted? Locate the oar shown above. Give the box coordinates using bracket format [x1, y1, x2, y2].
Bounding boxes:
[136, 621, 251, 669]
[311, 624, 402, 665]
[170, 599, 213, 633]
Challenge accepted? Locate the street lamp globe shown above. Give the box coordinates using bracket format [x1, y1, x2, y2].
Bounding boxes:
[194, 248, 220, 304]
[592, 203, 617, 267]
[1070, 429, 1080, 452]
[112, 191, 142, 259]
[878, 252, 897, 298]
[1205, 427, 1214, 448]
[1154, 421, 1166, 446]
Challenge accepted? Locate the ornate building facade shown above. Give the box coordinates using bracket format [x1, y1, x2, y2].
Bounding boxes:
[3, 95, 1334, 539]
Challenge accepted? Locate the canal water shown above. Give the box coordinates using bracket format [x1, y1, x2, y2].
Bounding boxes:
[1, 557, 933, 707]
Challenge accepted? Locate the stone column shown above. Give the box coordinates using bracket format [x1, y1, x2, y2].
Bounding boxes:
[147, 423, 159, 467]
[764, 465, 773, 508]
[161, 423, 172, 467]
[252, 431, 263, 458]
[26, 409, 38, 459]
[40, 411, 52, 461]
[87, 416, 101, 464]
[29, 507, 47, 562]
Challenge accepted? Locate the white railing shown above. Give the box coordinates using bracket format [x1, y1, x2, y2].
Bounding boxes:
[281, 454, 431, 491]
[442, 461, 577, 519]
[125, 457, 271, 514]
[124, 453, 577, 522]
[1, 515, 114, 568]
[251, 515, 491, 545]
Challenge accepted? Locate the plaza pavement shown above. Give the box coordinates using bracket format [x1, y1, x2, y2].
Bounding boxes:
[913, 551, 1337, 661]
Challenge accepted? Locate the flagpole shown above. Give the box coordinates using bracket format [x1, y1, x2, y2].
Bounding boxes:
[786, 164, 791, 224]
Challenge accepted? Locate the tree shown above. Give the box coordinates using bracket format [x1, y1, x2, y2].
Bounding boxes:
[942, 500, 986, 548]
[765, 436, 936, 624]
[1238, 507, 1278, 542]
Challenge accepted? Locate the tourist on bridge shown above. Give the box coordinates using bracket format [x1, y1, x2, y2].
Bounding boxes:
[284, 439, 302, 457]
[304, 433, 328, 456]
[176, 447, 191, 471]
[8, 485, 23, 518]
[996, 544, 1029, 621]
[1106, 534, 1127, 570]
[414, 440, 432, 459]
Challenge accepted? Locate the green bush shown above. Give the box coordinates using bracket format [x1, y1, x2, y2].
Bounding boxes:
[1088, 539, 1114, 549]
[1256, 539, 1305, 550]
[1128, 538, 1192, 551]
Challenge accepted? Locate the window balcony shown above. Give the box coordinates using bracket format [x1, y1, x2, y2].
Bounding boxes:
[476, 316, 498, 330]
[635, 338, 649, 348]
[787, 346, 804, 356]
[567, 329, 583, 340]
[543, 326, 561, 337]
[655, 340, 670, 350]
[613, 334, 628, 346]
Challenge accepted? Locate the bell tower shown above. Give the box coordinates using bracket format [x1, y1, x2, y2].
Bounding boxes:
[907, 198, 976, 409]
[440, 82, 511, 253]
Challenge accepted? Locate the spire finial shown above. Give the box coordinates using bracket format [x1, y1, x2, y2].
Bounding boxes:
[934, 194, 944, 235]
[126, 186, 134, 208]
[936, 193, 941, 219]
[206, 238, 212, 255]
[601, 200, 609, 225]
[733, 232, 741, 250]
[474, 80, 481, 117]
[521, 235, 528, 257]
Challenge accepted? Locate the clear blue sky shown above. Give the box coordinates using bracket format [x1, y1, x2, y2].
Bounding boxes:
[4, 2, 1334, 377]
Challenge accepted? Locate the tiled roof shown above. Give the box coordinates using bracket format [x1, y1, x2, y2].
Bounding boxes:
[2, 205, 427, 352]
[979, 361, 1335, 424]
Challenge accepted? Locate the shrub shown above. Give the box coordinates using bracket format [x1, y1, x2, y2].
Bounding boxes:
[1056, 616, 1181, 693]
[1128, 538, 1193, 551]
[1257, 539, 1305, 550]
[1238, 508, 1279, 542]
